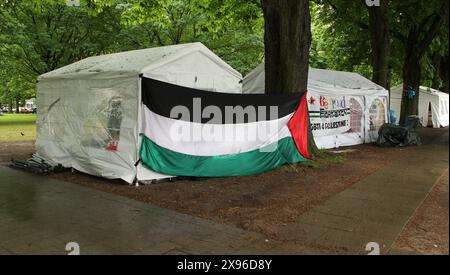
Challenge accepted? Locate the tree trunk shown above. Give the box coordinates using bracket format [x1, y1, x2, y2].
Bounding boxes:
[399, 33, 421, 125]
[15, 97, 20, 114]
[431, 53, 442, 90]
[261, 0, 318, 157]
[398, 6, 447, 124]
[261, 0, 311, 94]
[433, 54, 449, 93]
[368, 0, 391, 89]
[440, 56, 449, 93]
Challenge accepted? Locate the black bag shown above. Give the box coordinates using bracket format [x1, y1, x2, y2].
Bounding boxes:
[376, 116, 422, 147]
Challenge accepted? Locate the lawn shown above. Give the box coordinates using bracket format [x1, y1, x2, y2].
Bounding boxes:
[0, 114, 36, 142]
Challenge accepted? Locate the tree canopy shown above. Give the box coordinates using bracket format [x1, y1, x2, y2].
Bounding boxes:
[0, 0, 448, 115]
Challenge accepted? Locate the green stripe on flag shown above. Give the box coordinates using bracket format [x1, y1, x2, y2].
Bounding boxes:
[140, 136, 307, 177]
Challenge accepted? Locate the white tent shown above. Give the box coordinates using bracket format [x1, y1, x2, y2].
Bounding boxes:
[243, 64, 389, 149]
[390, 85, 449, 128]
[36, 42, 242, 183]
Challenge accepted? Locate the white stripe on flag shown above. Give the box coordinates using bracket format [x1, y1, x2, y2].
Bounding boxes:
[142, 105, 294, 157]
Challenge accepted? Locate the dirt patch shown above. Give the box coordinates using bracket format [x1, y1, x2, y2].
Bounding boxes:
[392, 169, 449, 255]
[0, 141, 35, 164]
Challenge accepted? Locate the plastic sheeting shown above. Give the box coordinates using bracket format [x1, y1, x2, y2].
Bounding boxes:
[36, 77, 140, 183]
[377, 122, 422, 148]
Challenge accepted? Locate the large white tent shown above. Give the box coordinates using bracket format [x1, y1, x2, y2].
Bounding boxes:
[243, 64, 389, 149]
[36, 42, 242, 183]
[390, 85, 449, 128]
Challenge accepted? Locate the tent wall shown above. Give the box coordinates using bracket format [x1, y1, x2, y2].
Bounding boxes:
[307, 90, 388, 149]
[437, 93, 450, 127]
[389, 87, 402, 124]
[242, 63, 265, 95]
[242, 65, 389, 149]
[36, 76, 140, 183]
[390, 85, 449, 128]
[365, 95, 389, 143]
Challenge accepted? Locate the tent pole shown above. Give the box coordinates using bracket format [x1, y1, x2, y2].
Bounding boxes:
[363, 96, 367, 144]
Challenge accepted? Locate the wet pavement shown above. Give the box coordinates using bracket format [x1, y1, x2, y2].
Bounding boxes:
[274, 128, 449, 254]
[0, 128, 448, 255]
[0, 167, 275, 255]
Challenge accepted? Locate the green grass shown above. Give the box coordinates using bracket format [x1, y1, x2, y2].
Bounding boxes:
[280, 149, 347, 173]
[0, 114, 36, 142]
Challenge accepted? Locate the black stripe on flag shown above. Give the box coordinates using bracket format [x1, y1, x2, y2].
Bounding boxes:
[141, 77, 304, 124]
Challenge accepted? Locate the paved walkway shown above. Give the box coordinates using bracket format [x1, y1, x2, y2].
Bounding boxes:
[274, 128, 449, 254]
[0, 129, 448, 255]
[0, 167, 274, 255]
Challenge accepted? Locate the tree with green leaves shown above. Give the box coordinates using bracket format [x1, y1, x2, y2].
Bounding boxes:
[260, 0, 318, 155]
[310, 1, 375, 81]
[0, 0, 128, 99]
[310, 0, 392, 88]
[1, 0, 448, 116]
[367, 0, 390, 89]
[311, 0, 448, 125]
[391, 0, 449, 124]
[120, 0, 264, 74]
[429, 28, 449, 93]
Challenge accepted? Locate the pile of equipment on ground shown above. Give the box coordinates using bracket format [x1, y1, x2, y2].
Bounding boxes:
[9, 154, 65, 175]
[376, 116, 422, 148]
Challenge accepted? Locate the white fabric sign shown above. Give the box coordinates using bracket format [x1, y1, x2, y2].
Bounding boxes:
[308, 92, 352, 137]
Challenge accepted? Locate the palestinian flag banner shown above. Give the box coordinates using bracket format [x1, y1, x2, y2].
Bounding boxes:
[140, 77, 311, 177]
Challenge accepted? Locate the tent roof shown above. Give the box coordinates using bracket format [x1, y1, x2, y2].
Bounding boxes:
[391, 85, 449, 99]
[38, 42, 241, 80]
[244, 63, 385, 91]
[308, 68, 384, 90]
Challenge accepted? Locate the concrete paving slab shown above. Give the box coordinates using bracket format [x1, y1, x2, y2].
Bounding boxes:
[298, 211, 400, 239]
[276, 129, 449, 255]
[268, 242, 326, 255]
[0, 166, 268, 255]
[276, 222, 328, 243]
